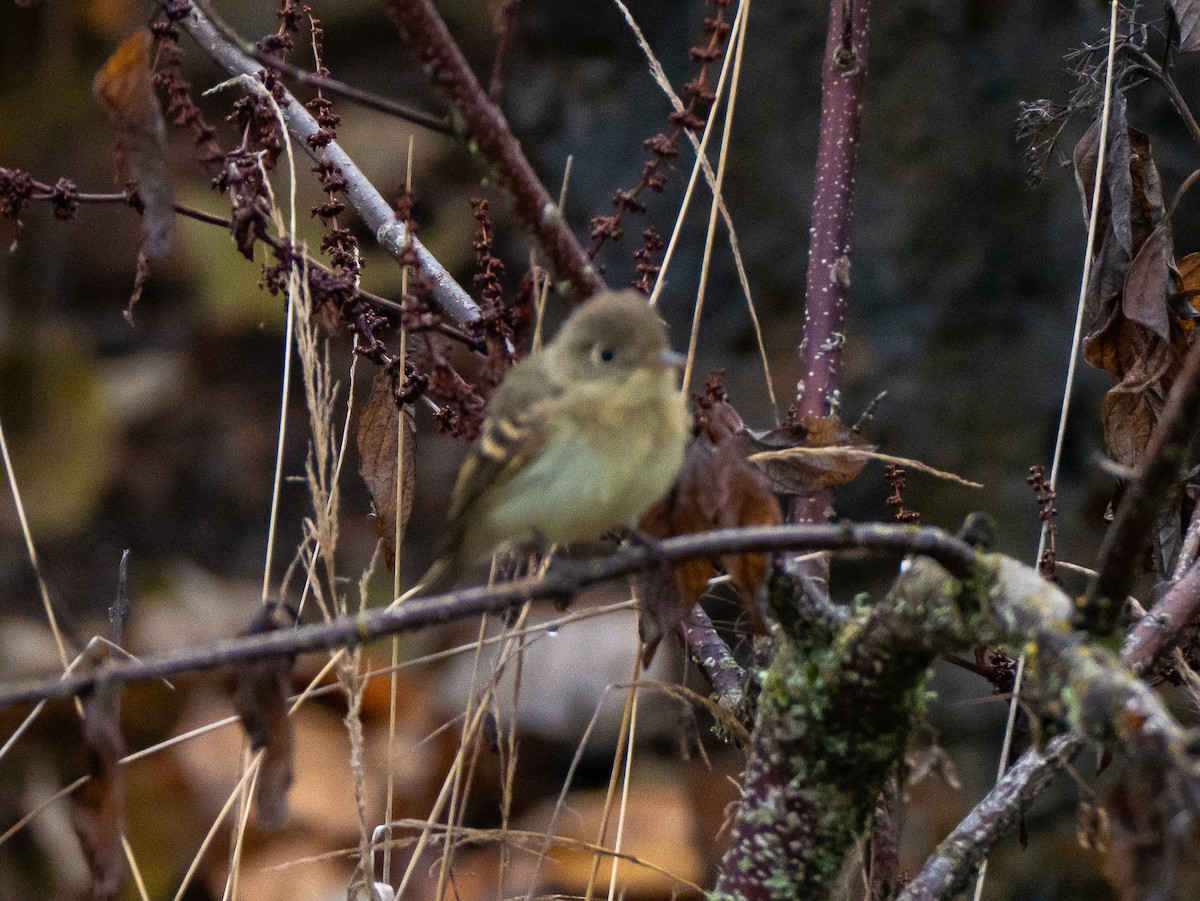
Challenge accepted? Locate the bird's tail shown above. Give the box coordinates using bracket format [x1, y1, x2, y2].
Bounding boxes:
[403, 553, 464, 600]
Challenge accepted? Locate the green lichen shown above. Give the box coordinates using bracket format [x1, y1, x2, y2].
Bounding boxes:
[711, 554, 1007, 900]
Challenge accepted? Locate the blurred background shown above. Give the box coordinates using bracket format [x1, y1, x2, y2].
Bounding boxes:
[1, 0, 1195, 898]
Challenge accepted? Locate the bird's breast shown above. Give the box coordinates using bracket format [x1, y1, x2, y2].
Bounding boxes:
[487, 370, 688, 546]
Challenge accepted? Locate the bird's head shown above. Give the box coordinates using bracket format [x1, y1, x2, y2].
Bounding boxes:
[547, 290, 685, 386]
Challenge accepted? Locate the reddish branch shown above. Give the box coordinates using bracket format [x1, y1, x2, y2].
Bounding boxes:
[794, 0, 870, 423]
[789, 0, 871, 534]
[382, 0, 604, 300]
[0, 523, 977, 710]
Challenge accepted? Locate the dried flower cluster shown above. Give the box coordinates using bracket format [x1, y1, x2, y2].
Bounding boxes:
[587, 0, 732, 289]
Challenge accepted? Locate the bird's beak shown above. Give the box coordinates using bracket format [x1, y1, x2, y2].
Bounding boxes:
[658, 349, 687, 369]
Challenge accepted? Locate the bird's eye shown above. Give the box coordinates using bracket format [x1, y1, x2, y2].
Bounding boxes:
[592, 344, 616, 364]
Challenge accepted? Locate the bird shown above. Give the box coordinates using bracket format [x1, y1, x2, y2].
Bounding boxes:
[414, 289, 690, 596]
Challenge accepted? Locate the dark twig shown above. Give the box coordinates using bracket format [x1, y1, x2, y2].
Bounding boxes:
[1089, 330, 1200, 634]
[681, 603, 746, 724]
[109, 551, 131, 647]
[896, 734, 1083, 901]
[1, 171, 485, 351]
[486, 0, 522, 102]
[175, 0, 479, 325]
[255, 52, 450, 135]
[1122, 556, 1200, 675]
[1123, 44, 1200, 151]
[0, 523, 977, 710]
[382, 0, 604, 300]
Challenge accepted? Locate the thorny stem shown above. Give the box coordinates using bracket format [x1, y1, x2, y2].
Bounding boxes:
[175, 0, 479, 325]
[795, 0, 870, 423]
[0, 523, 976, 710]
[788, 0, 871, 534]
[382, 0, 604, 300]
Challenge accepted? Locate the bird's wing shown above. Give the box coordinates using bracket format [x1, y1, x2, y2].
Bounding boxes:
[419, 360, 563, 593]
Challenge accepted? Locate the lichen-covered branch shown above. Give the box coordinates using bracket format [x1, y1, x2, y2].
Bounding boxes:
[382, 0, 604, 300]
[177, 0, 479, 325]
[901, 534, 1200, 899]
[682, 603, 747, 727]
[710, 552, 1200, 901]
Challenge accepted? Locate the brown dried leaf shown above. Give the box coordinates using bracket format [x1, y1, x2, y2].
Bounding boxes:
[1084, 319, 1182, 467]
[357, 371, 416, 569]
[637, 400, 782, 647]
[1073, 101, 1173, 343]
[1073, 115, 1186, 473]
[750, 447, 983, 489]
[233, 602, 296, 830]
[71, 681, 126, 901]
[93, 29, 174, 258]
[1179, 251, 1200, 329]
[1124, 223, 1174, 342]
[733, 414, 873, 495]
[1178, 251, 1200, 295]
[1103, 780, 1176, 901]
[1171, 0, 1200, 51]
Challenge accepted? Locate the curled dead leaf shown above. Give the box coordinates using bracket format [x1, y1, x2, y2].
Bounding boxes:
[637, 395, 782, 650]
[233, 602, 296, 830]
[71, 680, 126, 901]
[93, 29, 174, 258]
[357, 370, 417, 568]
[748, 447, 984, 489]
[1074, 103, 1196, 485]
[732, 414, 872, 495]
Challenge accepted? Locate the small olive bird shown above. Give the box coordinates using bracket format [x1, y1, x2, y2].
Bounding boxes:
[415, 290, 689, 595]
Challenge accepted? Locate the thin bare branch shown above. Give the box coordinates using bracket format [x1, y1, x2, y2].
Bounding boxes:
[176, 0, 479, 325]
[0, 523, 977, 710]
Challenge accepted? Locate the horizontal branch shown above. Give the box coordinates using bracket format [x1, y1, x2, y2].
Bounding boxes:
[0, 523, 976, 710]
[179, 0, 480, 325]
